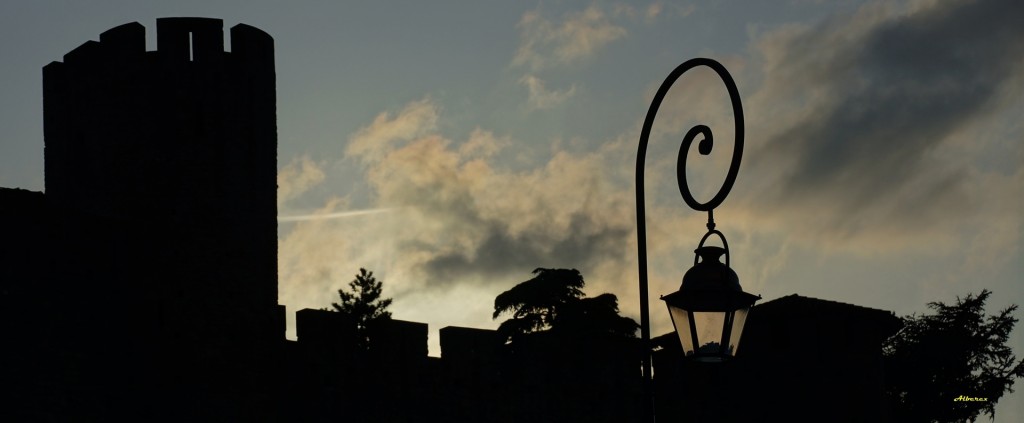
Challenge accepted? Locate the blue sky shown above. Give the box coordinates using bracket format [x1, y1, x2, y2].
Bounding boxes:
[1, 0, 1022, 417]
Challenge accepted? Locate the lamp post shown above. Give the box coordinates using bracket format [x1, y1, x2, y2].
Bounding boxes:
[636, 57, 759, 421]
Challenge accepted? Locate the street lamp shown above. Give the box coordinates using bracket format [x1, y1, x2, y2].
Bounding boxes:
[663, 242, 760, 362]
[635, 57, 759, 420]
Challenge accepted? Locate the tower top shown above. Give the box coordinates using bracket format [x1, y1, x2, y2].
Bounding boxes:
[49, 17, 273, 69]
[43, 17, 276, 221]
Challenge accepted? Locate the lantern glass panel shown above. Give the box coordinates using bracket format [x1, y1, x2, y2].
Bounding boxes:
[667, 304, 695, 354]
[727, 308, 750, 356]
[692, 310, 727, 357]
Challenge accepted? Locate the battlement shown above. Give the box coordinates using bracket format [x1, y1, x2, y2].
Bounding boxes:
[43, 18, 277, 216]
[49, 18, 273, 69]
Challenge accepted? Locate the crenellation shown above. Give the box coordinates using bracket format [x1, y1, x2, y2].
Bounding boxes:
[46, 18, 272, 70]
[156, 17, 224, 63]
[98, 22, 145, 56]
[62, 40, 102, 65]
[231, 23, 275, 64]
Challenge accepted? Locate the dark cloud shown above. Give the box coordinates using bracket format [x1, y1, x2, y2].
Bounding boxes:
[417, 211, 632, 287]
[754, 0, 1024, 224]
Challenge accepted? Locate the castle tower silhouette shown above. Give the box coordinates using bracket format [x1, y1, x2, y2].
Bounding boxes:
[36, 18, 283, 416]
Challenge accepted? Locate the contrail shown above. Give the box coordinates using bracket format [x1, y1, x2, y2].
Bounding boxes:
[277, 207, 398, 222]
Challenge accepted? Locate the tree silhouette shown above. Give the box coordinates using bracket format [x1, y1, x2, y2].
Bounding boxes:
[332, 268, 392, 349]
[883, 290, 1024, 422]
[493, 268, 637, 343]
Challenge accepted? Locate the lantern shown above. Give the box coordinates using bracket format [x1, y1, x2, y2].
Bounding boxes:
[662, 244, 759, 362]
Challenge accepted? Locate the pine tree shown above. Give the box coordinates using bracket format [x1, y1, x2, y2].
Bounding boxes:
[884, 290, 1024, 422]
[332, 268, 392, 349]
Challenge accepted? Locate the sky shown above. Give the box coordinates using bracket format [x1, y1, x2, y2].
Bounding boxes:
[1, 0, 1022, 418]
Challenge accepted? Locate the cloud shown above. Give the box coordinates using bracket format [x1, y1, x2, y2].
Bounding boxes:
[459, 128, 509, 158]
[277, 198, 356, 310]
[736, 0, 1024, 250]
[344, 99, 439, 163]
[646, 3, 663, 20]
[277, 155, 325, 209]
[643, 2, 694, 23]
[519, 74, 577, 110]
[512, 5, 627, 71]
[508, 5, 625, 112]
[354, 109, 634, 288]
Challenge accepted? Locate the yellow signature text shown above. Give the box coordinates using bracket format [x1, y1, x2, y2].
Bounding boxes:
[953, 395, 988, 402]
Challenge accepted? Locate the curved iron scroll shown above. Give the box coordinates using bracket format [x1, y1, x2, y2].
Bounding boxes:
[646, 58, 745, 216]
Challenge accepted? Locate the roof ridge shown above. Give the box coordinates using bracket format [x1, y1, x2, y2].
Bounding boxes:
[760, 293, 896, 315]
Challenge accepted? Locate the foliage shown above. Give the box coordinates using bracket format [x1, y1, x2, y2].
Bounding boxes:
[883, 290, 1024, 422]
[493, 268, 638, 343]
[332, 268, 392, 349]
